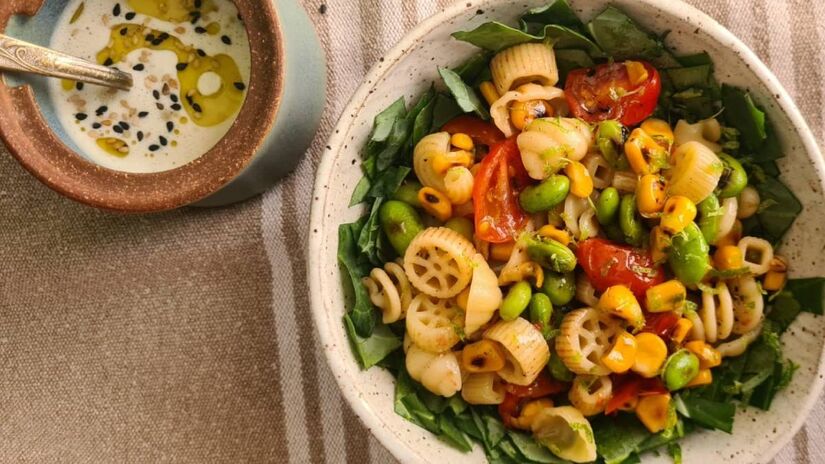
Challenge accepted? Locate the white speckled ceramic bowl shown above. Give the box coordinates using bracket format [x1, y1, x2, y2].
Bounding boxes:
[309, 1, 825, 462]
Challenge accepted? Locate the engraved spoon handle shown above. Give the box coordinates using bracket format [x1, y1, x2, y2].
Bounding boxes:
[0, 34, 132, 91]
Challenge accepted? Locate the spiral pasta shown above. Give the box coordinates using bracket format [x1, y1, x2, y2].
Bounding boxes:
[464, 253, 503, 336]
[490, 43, 559, 96]
[673, 118, 722, 152]
[362, 260, 415, 324]
[484, 318, 550, 386]
[531, 407, 597, 463]
[404, 227, 475, 298]
[517, 117, 592, 179]
[406, 294, 464, 353]
[582, 154, 615, 190]
[405, 341, 462, 397]
[491, 85, 566, 138]
[575, 274, 600, 308]
[568, 375, 613, 416]
[461, 372, 506, 405]
[730, 276, 764, 334]
[738, 236, 774, 276]
[563, 194, 600, 241]
[717, 324, 763, 358]
[443, 166, 474, 205]
[694, 280, 734, 344]
[556, 308, 622, 376]
[413, 132, 451, 193]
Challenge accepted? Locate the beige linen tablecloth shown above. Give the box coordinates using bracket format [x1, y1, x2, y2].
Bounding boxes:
[0, 0, 823, 462]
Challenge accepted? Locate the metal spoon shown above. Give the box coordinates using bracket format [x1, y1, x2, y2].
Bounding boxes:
[0, 34, 132, 91]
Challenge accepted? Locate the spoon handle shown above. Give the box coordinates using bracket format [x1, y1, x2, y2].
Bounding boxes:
[0, 34, 133, 91]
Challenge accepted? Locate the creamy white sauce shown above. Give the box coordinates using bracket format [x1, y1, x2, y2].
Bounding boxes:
[49, 0, 251, 173]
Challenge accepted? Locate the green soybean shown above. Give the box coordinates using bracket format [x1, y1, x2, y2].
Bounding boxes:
[668, 222, 711, 285]
[716, 153, 748, 199]
[662, 350, 701, 391]
[392, 181, 423, 207]
[596, 120, 627, 167]
[501, 281, 533, 321]
[619, 194, 646, 247]
[379, 200, 425, 255]
[529, 293, 554, 338]
[697, 195, 722, 244]
[519, 175, 571, 213]
[548, 349, 575, 382]
[541, 271, 576, 306]
[525, 236, 577, 273]
[444, 217, 474, 242]
[595, 187, 621, 225]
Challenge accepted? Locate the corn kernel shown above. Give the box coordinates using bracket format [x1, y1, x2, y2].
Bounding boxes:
[671, 318, 694, 345]
[714, 245, 744, 271]
[684, 340, 722, 369]
[602, 331, 638, 374]
[640, 119, 674, 151]
[479, 81, 500, 107]
[490, 242, 515, 262]
[636, 174, 667, 217]
[636, 393, 672, 433]
[510, 100, 552, 132]
[650, 226, 670, 264]
[451, 133, 475, 152]
[625, 128, 668, 175]
[764, 270, 788, 292]
[462, 340, 507, 373]
[625, 61, 650, 86]
[538, 225, 571, 246]
[432, 150, 473, 174]
[660, 196, 697, 234]
[646, 280, 687, 313]
[418, 187, 453, 222]
[632, 332, 668, 378]
[512, 398, 554, 430]
[565, 161, 594, 198]
[598, 285, 644, 329]
[685, 368, 712, 388]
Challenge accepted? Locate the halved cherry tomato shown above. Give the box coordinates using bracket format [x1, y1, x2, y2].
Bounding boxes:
[499, 373, 567, 428]
[576, 238, 666, 301]
[442, 115, 505, 147]
[605, 374, 668, 415]
[642, 311, 681, 339]
[564, 61, 661, 126]
[473, 137, 531, 243]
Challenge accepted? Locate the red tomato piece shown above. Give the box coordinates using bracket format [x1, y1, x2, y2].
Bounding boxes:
[605, 374, 668, 415]
[441, 115, 505, 147]
[642, 311, 681, 339]
[473, 137, 531, 243]
[576, 238, 666, 300]
[564, 61, 661, 126]
[499, 374, 568, 428]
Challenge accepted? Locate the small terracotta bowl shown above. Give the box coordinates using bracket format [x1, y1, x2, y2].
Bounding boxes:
[0, 0, 325, 212]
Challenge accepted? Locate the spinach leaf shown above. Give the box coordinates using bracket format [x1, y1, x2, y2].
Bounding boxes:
[454, 53, 493, 83]
[721, 85, 767, 151]
[737, 337, 779, 396]
[753, 176, 802, 244]
[673, 395, 735, 433]
[439, 67, 490, 120]
[370, 98, 407, 143]
[520, 0, 583, 30]
[375, 117, 413, 171]
[591, 413, 650, 464]
[432, 93, 464, 129]
[344, 314, 401, 369]
[756, 121, 783, 161]
[452, 22, 603, 57]
[667, 442, 683, 464]
[786, 278, 825, 315]
[338, 221, 376, 337]
[438, 413, 473, 452]
[454, 411, 484, 441]
[367, 166, 410, 199]
[618, 454, 641, 464]
[637, 418, 690, 454]
[767, 291, 802, 333]
[483, 412, 507, 448]
[508, 430, 567, 463]
[587, 6, 673, 64]
[677, 52, 713, 67]
[555, 49, 594, 85]
[748, 360, 785, 410]
[357, 198, 386, 266]
[349, 176, 372, 206]
[665, 65, 712, 91]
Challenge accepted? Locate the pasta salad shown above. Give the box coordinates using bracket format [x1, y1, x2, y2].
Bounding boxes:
[338, 2, 825, 462]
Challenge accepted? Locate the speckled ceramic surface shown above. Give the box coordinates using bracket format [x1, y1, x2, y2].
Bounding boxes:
[308, 1, 825, 463]
[0, 0, 325, 212]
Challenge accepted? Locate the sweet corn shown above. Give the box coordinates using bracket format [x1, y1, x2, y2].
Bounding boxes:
[451, 133, 475, 152]
[601, 331, 638, 374]
[490, 242, 516, 262]
[418, 187, 453, 222]
[625, 61, 650, 86]
[432, 150, 474, 174]
[640, 118, 674, 151]
[632, 332, 668, 378]
[636, 393, 672, 433]
[538, 225, 571, 246]
[512, 398, 554, 430]
[598, 285, 644, 329]
[510, 100, 552, 131]
[636, 174, 667, 217]
[684, 340, 722, 369]
[715, 220, 743, 248]
[685, 368, 712, 388]
[565, 161, 594, 198]
[660, 196, 697, 234]
[671, 318, 694, 345]
[714, 245, 744, 271]
[646, 280, 687, 313]
[462, 340, 507, 373]
[650, 226, 671, 265]
[763, 256, 788, 291]
[479, 81, 500, 107]
[625, 128, 668, 175]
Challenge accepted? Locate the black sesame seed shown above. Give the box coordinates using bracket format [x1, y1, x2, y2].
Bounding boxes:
[119, 122, 130, 130]
[195, 26, 207, 34]
[103, 58, 114, 66]
[221, 35, 232, 45]
[75, 113, 88, 121]
[132, 64, 145, 71]
[113, 3, 121, 16]
[120, 27, 128, 36]
[138, 111, 149, 118]
[234, 82, 246, 91]
[176, 63, 188, 71]
[113, 125, 124, 134]
[151, 39, 163, 46]
[145, 34, 155, 42]
[153, 90, 160, 100]
[156, 103, 165, 110]
[137, 131, 144, 141]
[125, 12, 136, 20]
[195, 0, 202, 8]
[197, 49, 206, 57]
[170, 94, 179, 103]
[171, 103, 182, 111]
[319, 4, 327, 14]
[159, 32, 170, 41]
[92, 123, 102, 129]
[192, 103, 202, 113]
[159, 136, 168, 146]
[96, 105, 108, 115]
[186, 95, 194, 104]
[76, 82, 84, 91]
[166, 121, 175, 132]
[149, 144, 160, 151]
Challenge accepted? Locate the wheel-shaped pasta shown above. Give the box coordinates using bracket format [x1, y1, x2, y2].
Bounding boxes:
[582, 154, 615, 190]
[404, 227, 475, 298]
[490, 43, 559, 96]
[575, 274, 600, 308]
[673, 118, 722, 152]
[697, 280, 734, 343]
[517, 117, 592, 178]
[738, 236, 774, 276]
[568, 375, 613, 416]
[563, 194, 599, 241]
[465, 253, 503, 336]
[668, 141, 724, 204]
[484, 318, 550, 386]
[413, 132, 450, 193]
[556, 308, 622, 376]
[362, 260, 414, 324]
[729, 276, 765, 334]
[461, 372, 506, 405]
[531, 406, 597, 463]
[406, 294, 464, 352]
[443, 166, 474, 205]
[717, 323, 763, 358]
[405, 341, 462, 397]
[491, 84, 567, 138]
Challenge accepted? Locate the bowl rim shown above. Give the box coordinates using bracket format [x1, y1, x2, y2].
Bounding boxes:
[0, 0, 285, 213]
[309, 1, 825, 462]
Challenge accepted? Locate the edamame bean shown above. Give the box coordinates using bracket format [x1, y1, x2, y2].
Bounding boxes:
[619, 194, 646, 247]
[519, 175, 571, 213]
[444, 217, 474, 242]
[668, 222, 711, 285]
[596, 120, 628, 167]
[529, 293, 554, 338]
[500, 281, 533, 321]
[392, 181, 423, 207]
[716, 153, 748, 199]
[525, 236, 577, 273]
[697, 195, 722, 244]
[379, 200, 425, 255]
[603, 222, 625, 243]
[548, 349, 575, 382]
[662, 350, 700, 391]
[595, 187, 621, 225]
[541, 271, 576, 306]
